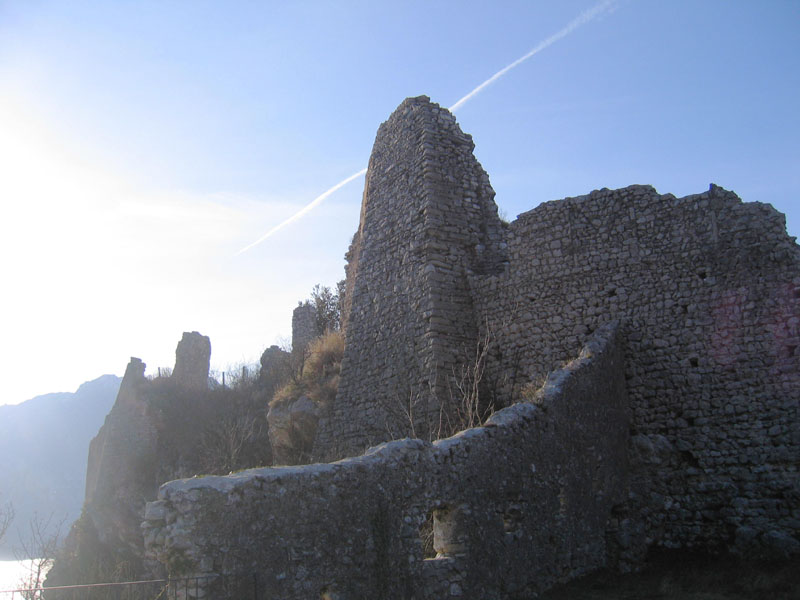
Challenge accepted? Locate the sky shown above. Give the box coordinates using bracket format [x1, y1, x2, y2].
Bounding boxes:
[0, 0, 798, 404]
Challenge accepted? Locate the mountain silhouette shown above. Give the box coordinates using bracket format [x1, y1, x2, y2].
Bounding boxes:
[0, 375, 121, 559]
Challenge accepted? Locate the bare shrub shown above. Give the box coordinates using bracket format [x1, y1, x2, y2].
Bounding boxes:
[15, 513, 64, 597]
[445, 325, 494, 433]
[0, 500, 12, 543]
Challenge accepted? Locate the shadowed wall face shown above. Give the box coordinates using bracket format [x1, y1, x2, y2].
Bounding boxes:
[145, 324, 630, 599]
[319, 97, 800, 557]
[470, 185, 800, 555]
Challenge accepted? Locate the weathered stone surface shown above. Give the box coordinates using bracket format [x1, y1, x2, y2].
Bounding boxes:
[172, 331, 211, 390]
[259, 345, 287, 388]
[48, 355, 159, 587]
[314, 97, 799, 564]
[48, 331, 237, 588]
[71, 95, 800, 597]
[315, 95, 507, 459]
[145, 323, 630, 599]
[292, 302, 317, 354]
[267, 395, 320, 465]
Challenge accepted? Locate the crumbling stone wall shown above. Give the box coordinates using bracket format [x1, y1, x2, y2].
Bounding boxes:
[314, 96, 799, 558]
[64, 95, 800, 595]
[48, 332, 227, 588]
[144, 323, 629, 599]
[471, 185, 800, 557]
[172, 331, 211, 390]
[314, 96, 506, 459]
[291, 302, 317, 354]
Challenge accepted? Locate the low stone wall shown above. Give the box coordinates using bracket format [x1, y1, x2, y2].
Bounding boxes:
[143, 322, 629, 599]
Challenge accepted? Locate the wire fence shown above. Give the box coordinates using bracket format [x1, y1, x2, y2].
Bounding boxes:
[0, 573, 242, 600]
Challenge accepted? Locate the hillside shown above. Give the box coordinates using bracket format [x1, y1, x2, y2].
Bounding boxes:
[0, 375, 121, 558]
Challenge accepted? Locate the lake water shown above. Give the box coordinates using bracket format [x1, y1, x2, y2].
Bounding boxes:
[0, 559, 48, 596]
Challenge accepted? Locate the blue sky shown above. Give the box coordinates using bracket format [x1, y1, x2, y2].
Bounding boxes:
[1, 0, 798, 404]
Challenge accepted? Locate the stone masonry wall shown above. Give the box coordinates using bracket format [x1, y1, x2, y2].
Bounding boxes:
[291, 302, 317, 354]
[144, 323, 629, 599]
[470, 185, 800, 556]
[314, 96, 799, 558]
[314, 96, 506, 460]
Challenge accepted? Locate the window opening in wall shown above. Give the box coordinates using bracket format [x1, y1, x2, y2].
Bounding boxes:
[320, 584, 340, 599]
[420, 505, 467, 560]
[502, 503, 523, 537]
[697, 270, 707, 280]
[689, 357, 699, 368]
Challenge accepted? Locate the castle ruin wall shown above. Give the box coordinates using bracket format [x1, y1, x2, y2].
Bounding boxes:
[144, 322, 630, 599]
[470, 184, 800, 555]
[313, 96, 799, 558]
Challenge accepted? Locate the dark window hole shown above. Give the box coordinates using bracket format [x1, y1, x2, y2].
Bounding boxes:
[689, 357, 699, 368]
[697, 271, 707, 280]
[502, 504, 523, 535]
[420, 505, 467, 560]
[320, 585, 339, 600]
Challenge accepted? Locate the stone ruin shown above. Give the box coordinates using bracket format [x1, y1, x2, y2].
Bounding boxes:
[57, 96, 799, 598]
[291, 301, 318, 355]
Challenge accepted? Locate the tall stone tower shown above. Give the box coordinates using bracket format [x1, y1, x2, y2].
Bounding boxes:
[314, 96, 507, 460]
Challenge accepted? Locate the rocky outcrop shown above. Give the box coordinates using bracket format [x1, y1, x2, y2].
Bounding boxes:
[267, 332, 343, 465]
[267, 395, 319, 465]
[48, 356, 159, 586]
[47, 332, 227, 587]
[258, 344, 288, 392]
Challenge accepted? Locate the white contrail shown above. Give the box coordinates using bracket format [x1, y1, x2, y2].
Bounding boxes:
[235, 168, 367, 255]
[450, 0, 617, 112]
[237, 0, 617, 255]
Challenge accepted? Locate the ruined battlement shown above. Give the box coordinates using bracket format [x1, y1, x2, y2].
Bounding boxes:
[145, 322, 630, 598]
[316, 97, 799, 568]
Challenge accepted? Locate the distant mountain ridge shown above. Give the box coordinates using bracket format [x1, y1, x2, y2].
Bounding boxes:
[0, 374, 121, 559]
